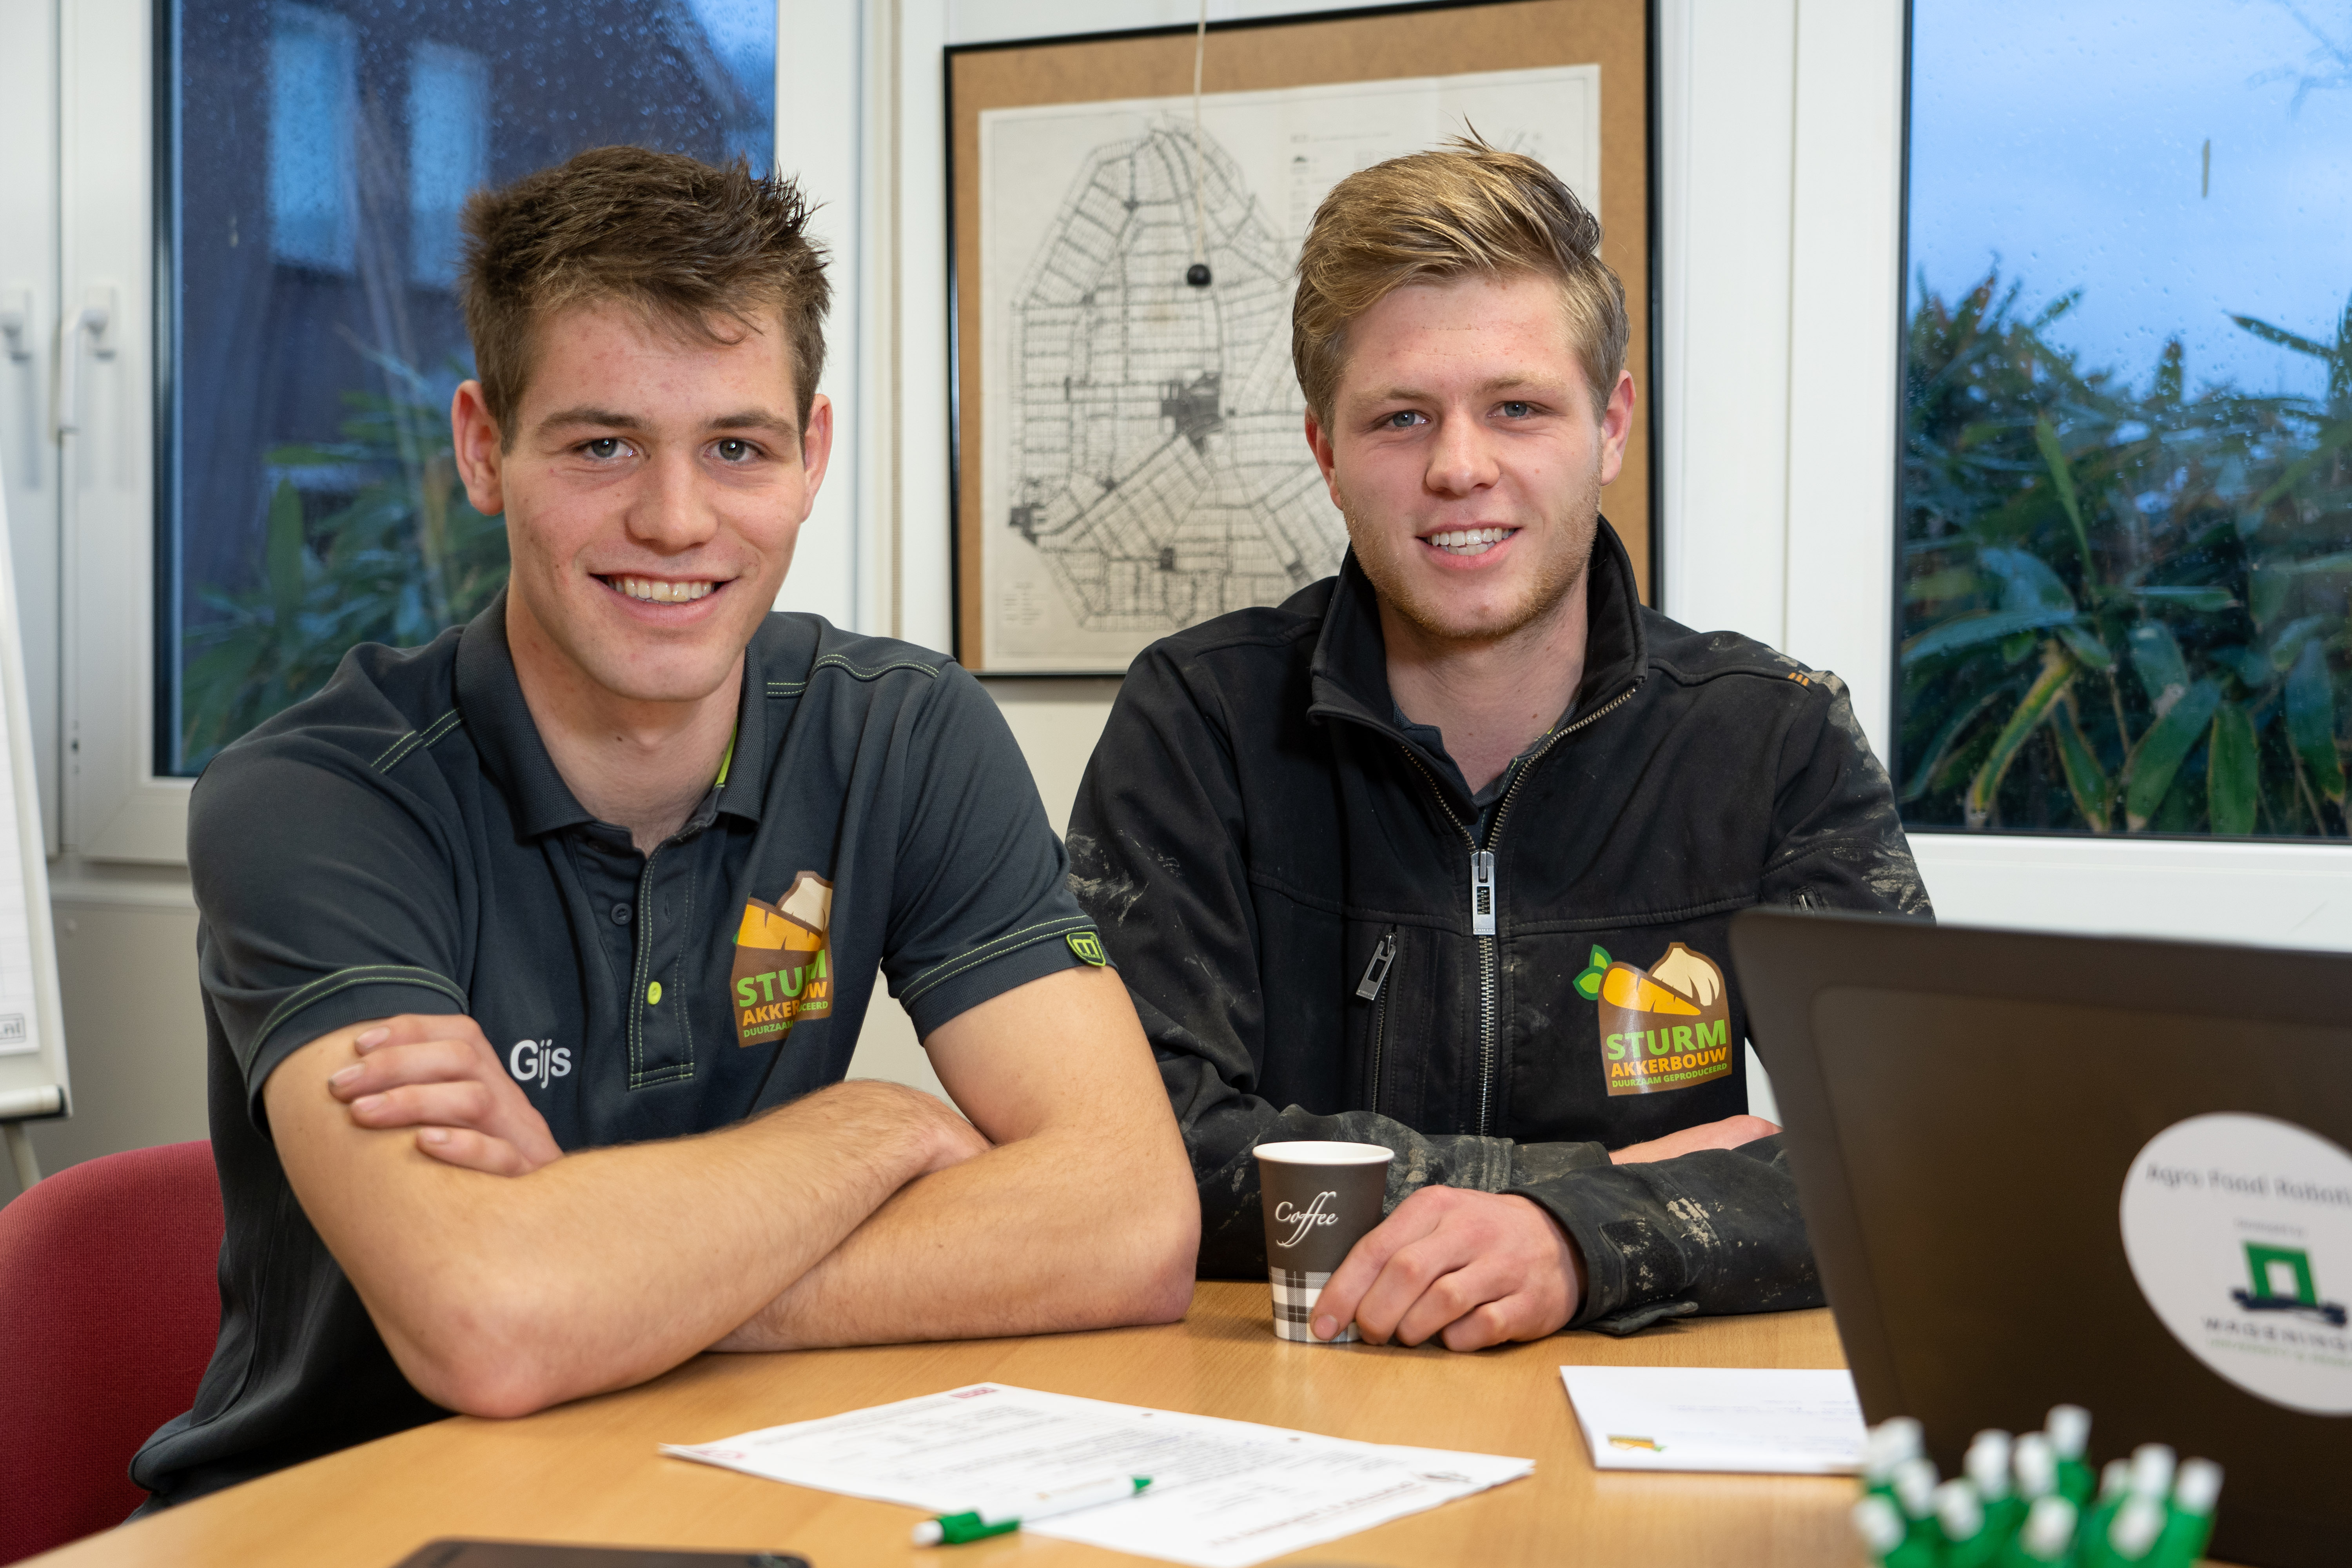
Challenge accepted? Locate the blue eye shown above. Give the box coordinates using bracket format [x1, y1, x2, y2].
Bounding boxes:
[1499, 401, 1532, 418]
[585, 438, 623, 459]
[1385, 410, 1421, 429]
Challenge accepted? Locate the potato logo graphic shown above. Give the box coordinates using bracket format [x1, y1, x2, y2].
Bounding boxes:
[1574, 942, 1734, 1096]
[732, 871, 834, 1048]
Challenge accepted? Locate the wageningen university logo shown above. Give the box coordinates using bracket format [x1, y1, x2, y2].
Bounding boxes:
[2230, 1241, 2348, 1328]
[2122, 1114, 2352, 1413]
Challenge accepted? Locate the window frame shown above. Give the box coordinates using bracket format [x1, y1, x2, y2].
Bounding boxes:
[46, 0, 840, 868]
[1660, 0, 2352, 951]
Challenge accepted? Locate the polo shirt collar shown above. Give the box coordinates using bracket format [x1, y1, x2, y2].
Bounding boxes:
[454, 590, 770, 839]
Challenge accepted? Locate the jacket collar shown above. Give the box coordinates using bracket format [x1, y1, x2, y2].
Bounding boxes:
[454, 589, 769, 839]
[1304, 517, 1651, 809]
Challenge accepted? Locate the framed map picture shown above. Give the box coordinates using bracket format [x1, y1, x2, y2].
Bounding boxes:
[946, 0, 1655, 674]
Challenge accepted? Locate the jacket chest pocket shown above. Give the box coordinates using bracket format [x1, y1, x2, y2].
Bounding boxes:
[1345, 921, 1470, 1126]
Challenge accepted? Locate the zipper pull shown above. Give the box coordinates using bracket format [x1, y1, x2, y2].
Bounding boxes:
[1470, 850, 1497, 936]
[1355, 930, 1398, 1001]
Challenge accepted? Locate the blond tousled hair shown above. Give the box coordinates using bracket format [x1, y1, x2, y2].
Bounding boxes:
[460, 146, 831, 448]
[1291, 134, 1627, 422]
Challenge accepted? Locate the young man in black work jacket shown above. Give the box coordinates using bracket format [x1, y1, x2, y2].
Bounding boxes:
[1067, 137, 1930, 1351]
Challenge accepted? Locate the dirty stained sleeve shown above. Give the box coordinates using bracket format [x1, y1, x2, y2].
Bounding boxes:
[1760, 672, 1935, 918]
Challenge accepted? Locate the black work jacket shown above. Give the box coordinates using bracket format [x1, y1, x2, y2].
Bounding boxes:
[1067, 521, 1931, 1332]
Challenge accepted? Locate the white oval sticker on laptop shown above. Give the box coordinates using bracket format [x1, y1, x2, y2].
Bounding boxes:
[2119, 1112, 2352, 1414]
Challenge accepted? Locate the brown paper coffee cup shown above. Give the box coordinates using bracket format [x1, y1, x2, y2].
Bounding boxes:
[1254, 1141, 1394, 1344]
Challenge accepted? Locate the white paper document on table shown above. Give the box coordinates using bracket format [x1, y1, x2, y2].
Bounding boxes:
[662, 1382, 1532, 1568]
[1559, 1366, 1866, 1474]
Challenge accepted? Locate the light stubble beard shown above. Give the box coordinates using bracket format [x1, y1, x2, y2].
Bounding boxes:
[1339, 465, 1603, 650]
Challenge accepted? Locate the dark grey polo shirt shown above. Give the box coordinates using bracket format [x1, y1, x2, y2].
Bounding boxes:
[133, 594, 1102, 1504]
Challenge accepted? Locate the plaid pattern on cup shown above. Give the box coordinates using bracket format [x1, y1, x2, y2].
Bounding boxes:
[1269, 1267, 1358, 1343]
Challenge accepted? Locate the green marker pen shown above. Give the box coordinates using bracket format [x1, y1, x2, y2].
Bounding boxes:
[2083, 1457, 2131, 1551]
[2013, 1433, 2058, 1504]
[2047, 1406, 2094, 1508]
[1854, 1494, 1939, 1568]
[1969, 1430, 2024, 1543]
[1993, 1495, 2080, 1568]
[1936, 1478, 2003, 1568]
[911, 1476, 1153, 1546]
[1864, 1417, 1926, 1504]
[2154, 1458, 2222, 1568]
[2086, 1495, 2165, 1568]
[1891, 1456, 1945, 1555]
[2128, 1444, 2176, 1503]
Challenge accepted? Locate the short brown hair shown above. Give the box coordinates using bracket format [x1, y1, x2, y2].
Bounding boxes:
[460, 146, 831, 446]
[1292, 134, 1627, 422]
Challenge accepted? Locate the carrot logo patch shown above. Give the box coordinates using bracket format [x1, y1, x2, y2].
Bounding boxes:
[1577, 942, 1734, 1096]
[731, 871, 834, 1048]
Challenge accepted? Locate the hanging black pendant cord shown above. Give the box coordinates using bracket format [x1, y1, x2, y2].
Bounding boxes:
[1186, 0, 1212, 287]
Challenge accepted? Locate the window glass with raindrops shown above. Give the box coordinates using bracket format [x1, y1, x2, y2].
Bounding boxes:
[160, 0, 774, 773]
[1899, 0, 2352, 839]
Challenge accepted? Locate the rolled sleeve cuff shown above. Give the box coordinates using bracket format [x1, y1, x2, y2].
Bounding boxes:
[237, 965, 471, 1127]
[894, 916, 1103, 1038]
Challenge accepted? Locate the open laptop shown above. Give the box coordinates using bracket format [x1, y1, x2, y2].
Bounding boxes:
[1729, 908, 2352, 1568]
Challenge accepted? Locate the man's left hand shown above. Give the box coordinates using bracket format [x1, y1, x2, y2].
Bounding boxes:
[1309, 1185, 1584, 1351]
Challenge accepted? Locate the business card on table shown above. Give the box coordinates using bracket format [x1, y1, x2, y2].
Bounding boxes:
[1559, 1365, 1866, 1474]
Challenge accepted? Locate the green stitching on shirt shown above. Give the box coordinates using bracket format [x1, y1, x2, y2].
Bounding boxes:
[252, 965, 468, 1058]
[372, 709, 464, 773]
[809, 654, 942, 682]
[898, 916, 1097, 1003]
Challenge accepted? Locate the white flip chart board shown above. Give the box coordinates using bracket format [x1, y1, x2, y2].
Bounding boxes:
[0, 446, 71, 1138]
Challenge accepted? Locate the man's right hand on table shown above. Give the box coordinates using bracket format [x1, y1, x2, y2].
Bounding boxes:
[1307, 1113, 1783, 1349]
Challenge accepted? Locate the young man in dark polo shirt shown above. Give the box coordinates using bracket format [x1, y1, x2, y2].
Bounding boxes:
[1067, 138, 1928, 1352]
[133, 148, 1196, 1506]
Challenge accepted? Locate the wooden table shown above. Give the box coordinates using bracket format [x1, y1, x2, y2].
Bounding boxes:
[40, 1283, 1864, 1568]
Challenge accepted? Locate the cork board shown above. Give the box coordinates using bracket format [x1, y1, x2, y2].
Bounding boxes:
[947, 0, 1655, 672]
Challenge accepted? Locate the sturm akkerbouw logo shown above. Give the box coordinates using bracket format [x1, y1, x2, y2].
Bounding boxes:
[1575, 941, 1735, 1097]
[731, 871, 834, 1049]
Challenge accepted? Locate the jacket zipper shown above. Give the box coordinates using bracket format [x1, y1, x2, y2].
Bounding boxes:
[1357, 928, 1397, 1111]
[1394, 677, 1646, 1136]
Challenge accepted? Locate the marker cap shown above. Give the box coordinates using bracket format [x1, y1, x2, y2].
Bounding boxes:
[2109, 1495, 2164, 1560]
[1891, 1456, 1938, 1519]
[2129, 1443, 2176, 1499]
[2174, 1457, 2223, 1515]
[2019, 1496, 2079, 1561]
[2013, 1434, 2057, 1500]
[1852, 1495, 1907, 1554]
[1934, 1479, 1985, 1543]
[1965, 1432, 2013, 1499]
[2045, 1405, 2090, 1459]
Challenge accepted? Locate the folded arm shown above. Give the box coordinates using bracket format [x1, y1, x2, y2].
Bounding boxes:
[714, 963, 1199, 1350]
[265, 1015, 976, 1418]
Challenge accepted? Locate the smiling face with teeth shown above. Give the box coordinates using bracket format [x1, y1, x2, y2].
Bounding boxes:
[1305, 271, 1635, 652]
[452, 297, 831, 722]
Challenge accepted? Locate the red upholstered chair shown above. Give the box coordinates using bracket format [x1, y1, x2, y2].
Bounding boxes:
[0, 1140, 224, 1564]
